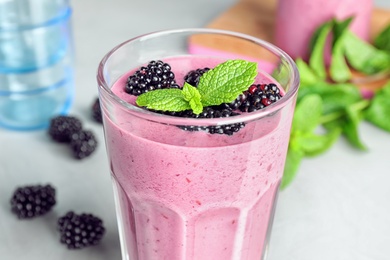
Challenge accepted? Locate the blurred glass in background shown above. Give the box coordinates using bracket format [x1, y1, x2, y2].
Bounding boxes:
[0, 0, 74, 130]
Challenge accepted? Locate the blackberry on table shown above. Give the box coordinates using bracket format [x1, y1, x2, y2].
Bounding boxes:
[238, 83, 282, 112]
[69, 130, 98, 159]
[125, 60, 179, 96]
[91, 98, 102, 124]
[48, 116, 83, 143]
[58, 211, 105, 249]
[183, 67, 210, 87]
[10, 184, 56, 219]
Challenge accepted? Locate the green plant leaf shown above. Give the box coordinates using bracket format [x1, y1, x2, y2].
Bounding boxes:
[344, 31, 390, 74]
[295, 128, 342, 157]
[182, 82, 203, 114]
[136, 89, 191, 112]
[321, 84, 362, 115]
[343, 106, 367, 150]
[309, 21, 333, 80]
[295, 58, 319, 85]
[329, 17, 353, 83]
[292, 94, 323, 133]
[323, 104, 367, 150]
[374, 24, 390, 52]
[298, 82, 362, 115]
[197, 59, 257, 106]
[281, 143, 304, 189]
[365, 81, 390, 132]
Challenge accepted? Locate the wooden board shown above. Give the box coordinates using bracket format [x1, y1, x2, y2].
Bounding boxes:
[193, 0, 390, 91]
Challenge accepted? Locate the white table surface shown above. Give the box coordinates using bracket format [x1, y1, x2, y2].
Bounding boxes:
[1, 0, 389, 259]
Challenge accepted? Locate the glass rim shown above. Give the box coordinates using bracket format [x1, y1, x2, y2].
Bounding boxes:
[97, 28, 300, 126]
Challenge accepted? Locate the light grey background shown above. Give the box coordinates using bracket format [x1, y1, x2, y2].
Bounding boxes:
[0, 0, 389, 259]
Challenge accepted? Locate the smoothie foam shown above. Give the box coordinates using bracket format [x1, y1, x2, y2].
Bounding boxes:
[103, 56, 295, 259]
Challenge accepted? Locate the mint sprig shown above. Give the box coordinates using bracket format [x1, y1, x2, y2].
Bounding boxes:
[135, 59, 257, 114]
[283, 18, 390, 189]
[182, 82, 203, 114]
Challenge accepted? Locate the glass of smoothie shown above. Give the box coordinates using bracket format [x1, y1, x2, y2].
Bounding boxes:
[97, 28, 299, 260]
[275, 0, 373, 60]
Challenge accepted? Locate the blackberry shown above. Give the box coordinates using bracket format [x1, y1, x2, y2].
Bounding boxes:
[69, 130, 98, 159]
[10, 184, 56, 219]
[183, 67, 210, 87]
[125, 60, 180, 95]
[172, 107, 245, 136]
[91, 98, 102, 124]
[58, 211, 105, 249]
[238, 83, 282, 112]
[48, 115, 83, 143]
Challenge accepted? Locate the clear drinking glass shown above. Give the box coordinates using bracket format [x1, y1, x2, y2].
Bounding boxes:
[97, 28, 299, 260]
[0, 0, 74, 130]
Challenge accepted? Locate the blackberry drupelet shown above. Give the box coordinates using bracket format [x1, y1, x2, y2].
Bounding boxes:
[58, 211, 105, 249]
[48, 116, 83, 143]
[10, 184, 56, 219]
[238, 83, 282, 112]
[69, 130, 98, 159]
[91, 98, 102, 123]
[125, 60, 180, 95]
[183, 67, 210, 87]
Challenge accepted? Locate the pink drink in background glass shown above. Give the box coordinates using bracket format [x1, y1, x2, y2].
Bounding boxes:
[275, 0, 373, 60]
[97, 29, 299, 260]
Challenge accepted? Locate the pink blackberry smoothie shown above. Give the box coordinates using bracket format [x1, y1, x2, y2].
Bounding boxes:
[275, 0, 373, 60]
[102, 56, 296, 260]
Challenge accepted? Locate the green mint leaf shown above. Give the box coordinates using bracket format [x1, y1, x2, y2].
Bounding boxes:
[329, 17, 353, 83]
[343, 106, 367, 150]
[332, 17, 354, 45]
[295, 58, 319, 85]
[182, 82, 203, 114]
[374, 24, 390, 52]
[295, 128, 341, 157]
[365, 81, 390, 132]
[197, 60, 257, 106]
[136, 89, 191, 112]
[324, 115, 366, 150]
[292, 94, 323, 133]
[321, 83, 362, 115]
[344, 31, 390, 74]
[323, 100, 368, 150]
[281, 142, 304, 189]
[309, 20, 333, 80]
[298, 82, 362, 115]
